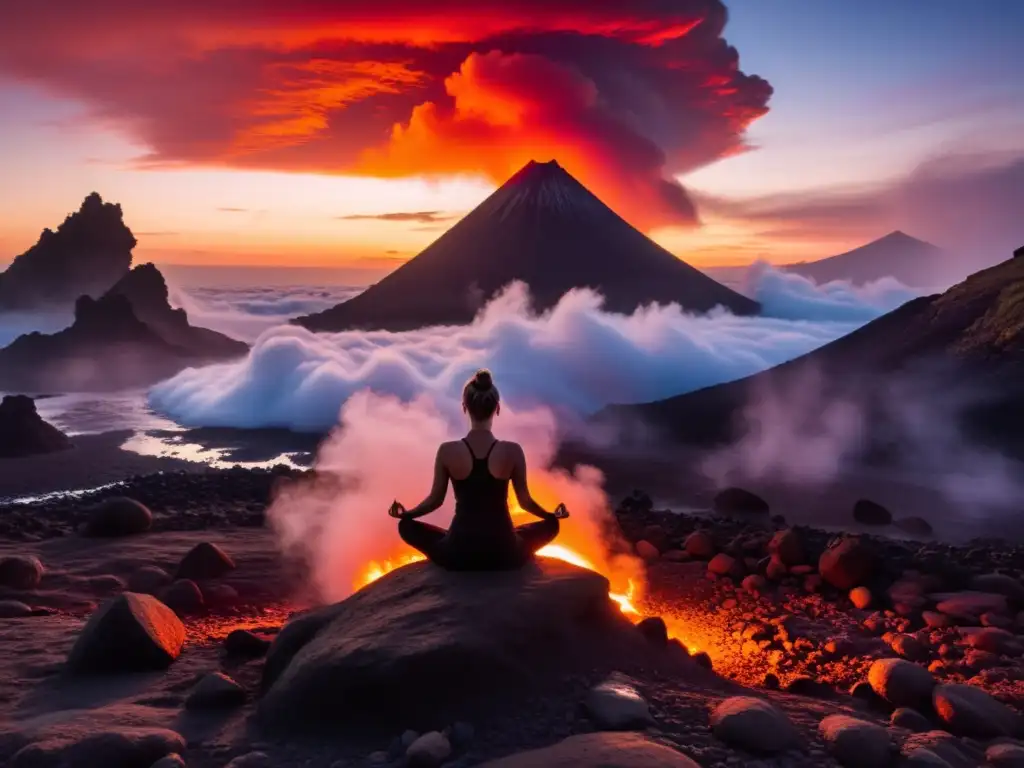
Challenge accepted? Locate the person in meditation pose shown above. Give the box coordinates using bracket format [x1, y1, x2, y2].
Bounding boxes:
[389, 369, 569, 570]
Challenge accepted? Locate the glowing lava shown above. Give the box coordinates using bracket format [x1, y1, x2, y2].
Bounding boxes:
[352, 544, 637, 616]
[352, 487, 697, 653]
[535, 543, 639, 616]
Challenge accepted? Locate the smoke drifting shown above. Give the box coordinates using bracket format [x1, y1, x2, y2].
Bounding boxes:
[748, 263, 918, 322]
[699, 359, 1024, 525]
[0, 1, 771, 230]
[148, 267, 916, 431]
[268, 391, 640, 603]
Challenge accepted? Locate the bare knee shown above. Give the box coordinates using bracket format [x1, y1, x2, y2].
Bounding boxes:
[398, 516, 418, 541]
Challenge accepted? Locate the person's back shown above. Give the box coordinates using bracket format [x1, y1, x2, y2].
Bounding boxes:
[389, 368, 568, 571]
[446, 437, 516, 560]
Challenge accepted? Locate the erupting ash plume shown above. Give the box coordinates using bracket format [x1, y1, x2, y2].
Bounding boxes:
[0, 0, 772, 230]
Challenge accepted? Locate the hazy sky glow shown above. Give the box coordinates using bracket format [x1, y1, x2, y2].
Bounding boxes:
[1, 0, 1021, 269]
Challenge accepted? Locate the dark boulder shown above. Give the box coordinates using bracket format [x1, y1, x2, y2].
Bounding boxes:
[224, 629, 272, 658]
[476, 732, 700, 767]
[0, 395, 71, 459]
[713, 487, 769, 516]
[933, 683, 1024, 739]
[83, 497, 152, 537]
[185, 672, 246, 710]
[260, 559, 644, 729]
[819, 537, 873, 590]
[0, 599, 34, 618]
[636, 617, 668, 647]
[175, 541, 235, 581]
[767, 529, 804, 566]
[159, 579, 204, 616]
[853, 499, 892, 526]
[0, 554, 44, 590]
[10, 727, 184, 768]
[125, 565, 171, 594]
[65, 592, 185, 673]
[895, 517, 933, 537]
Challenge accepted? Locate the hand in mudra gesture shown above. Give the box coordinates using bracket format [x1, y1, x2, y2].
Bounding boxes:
[553, 503, 570, 520]
[388, 500, 407, 519]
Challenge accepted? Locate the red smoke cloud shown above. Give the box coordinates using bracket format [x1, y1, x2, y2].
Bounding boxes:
[1, 0, 772, 230]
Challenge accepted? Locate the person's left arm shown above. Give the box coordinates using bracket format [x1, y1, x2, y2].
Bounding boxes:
[396, 447, 449, 519]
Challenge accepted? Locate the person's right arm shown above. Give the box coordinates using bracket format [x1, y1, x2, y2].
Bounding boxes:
[510, 443, 556, 521]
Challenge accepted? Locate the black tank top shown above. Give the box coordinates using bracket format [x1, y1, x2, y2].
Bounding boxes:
[446, 438, 515, 552]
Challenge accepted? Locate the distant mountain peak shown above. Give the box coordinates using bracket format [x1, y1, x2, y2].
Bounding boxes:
[294, 160, 758, 331]
[786, 230, 945, 287]
[877, 230, 927, 245]
[481, 159, 611, 222]
[509, 159, 566, 181]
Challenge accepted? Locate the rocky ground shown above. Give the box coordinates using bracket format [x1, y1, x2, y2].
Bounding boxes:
[1, 472, 1024, 767]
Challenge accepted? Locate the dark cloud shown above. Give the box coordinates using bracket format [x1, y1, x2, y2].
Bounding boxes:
[0, 0, 772, 230]
[338, 211, 455, 223]
[217, 207, 251, 213]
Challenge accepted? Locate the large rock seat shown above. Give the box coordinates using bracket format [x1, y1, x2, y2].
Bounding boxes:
[260, 559, 643, 729]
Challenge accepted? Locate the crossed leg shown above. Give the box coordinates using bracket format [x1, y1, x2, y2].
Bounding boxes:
[397, 518, 451, 567]
[398, 516, 560, 570]
[514, 517, 560, 562]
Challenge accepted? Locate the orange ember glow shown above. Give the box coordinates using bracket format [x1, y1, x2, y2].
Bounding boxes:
[354, 486, 699, 653]
[353, 541, 639, 616]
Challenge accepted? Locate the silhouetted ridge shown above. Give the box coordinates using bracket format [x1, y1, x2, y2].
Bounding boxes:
[0, 263, 247, 392]
[785, 231, 947, 287]
[295, 160, 758, 331]
[0, 395, 71, 458]
[600, 251, 1024, 458]
[0, 192, 135, 311]
[107, 263, 247, 358]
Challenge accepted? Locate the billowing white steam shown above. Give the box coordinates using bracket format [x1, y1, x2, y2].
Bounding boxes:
[154, 266, 917, 598]
[148, 267, 916, 431]
[166, 284, 360, 342]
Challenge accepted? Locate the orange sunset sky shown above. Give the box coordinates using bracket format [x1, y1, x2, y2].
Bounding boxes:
[1, 0, 1021, 272]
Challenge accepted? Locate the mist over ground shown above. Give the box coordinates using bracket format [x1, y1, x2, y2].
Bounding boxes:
[148, 266, 918, 432]
[167, 284, 362, 342]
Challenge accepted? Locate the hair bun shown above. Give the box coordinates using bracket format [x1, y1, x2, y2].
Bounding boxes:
[473, 369, 493, 391]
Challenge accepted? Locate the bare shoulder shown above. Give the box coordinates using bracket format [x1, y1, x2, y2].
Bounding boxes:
[499, 440, 525, 459]
[437, 440, 461, 458]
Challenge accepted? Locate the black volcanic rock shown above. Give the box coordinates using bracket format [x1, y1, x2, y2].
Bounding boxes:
[0, 264, 247, 392]
[0, 395, 71, 458]
[599, 254, 1024, 458]
[786, 231, 948, 287]
[107, 263, 248, 358]
[295, 160, 758, 331]
[260, 559, 643, 729]
[0, 192, 135, 311]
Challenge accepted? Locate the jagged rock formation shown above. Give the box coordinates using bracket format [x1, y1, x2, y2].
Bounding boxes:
[295, 160, 758, 331]
[0, 193, 135, 311]
[599, 253, 1024, 458]
[785, 231, 948, 287]
[0, 264, 247, 392]
[106, 263, 247, 359]
[0, 395, 71, 458]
